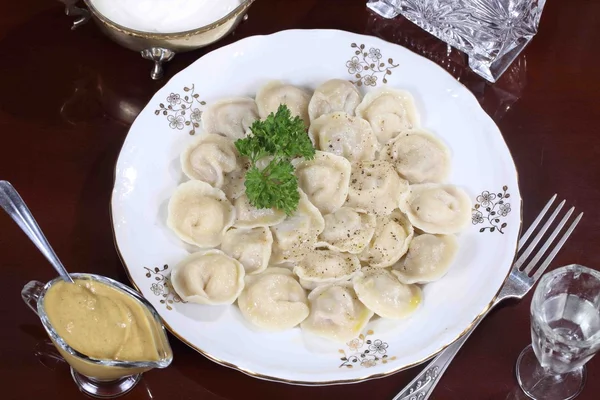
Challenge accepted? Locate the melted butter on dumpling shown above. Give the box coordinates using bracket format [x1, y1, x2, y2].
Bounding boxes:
[353, 267, 422, 319]
[301, 282, 373, 342]
[167, 180, 235, 248]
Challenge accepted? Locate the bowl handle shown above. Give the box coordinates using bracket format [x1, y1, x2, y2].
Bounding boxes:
[21, 280, 45, 315]
[58, 0, 91, 30]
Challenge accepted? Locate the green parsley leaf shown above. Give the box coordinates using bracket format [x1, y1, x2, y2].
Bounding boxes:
[244, 159, 300, 216]
[234, 104, 315, 215]
[235, 135, 268, 164]
[247, 104, 315, 160]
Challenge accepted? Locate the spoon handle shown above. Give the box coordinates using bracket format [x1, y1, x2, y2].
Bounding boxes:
[0, 181, 74, 283]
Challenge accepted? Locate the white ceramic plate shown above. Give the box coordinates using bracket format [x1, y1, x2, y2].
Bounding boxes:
[111, 29, 521, 385]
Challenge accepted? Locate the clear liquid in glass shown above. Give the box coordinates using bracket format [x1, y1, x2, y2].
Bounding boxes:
[532, 293, 600, 374]
[517, 265, 600, 400]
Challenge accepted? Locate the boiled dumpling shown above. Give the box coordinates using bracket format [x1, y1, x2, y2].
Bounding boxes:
[298, 278, 322, 291]
[399, 183, 471, 234]
[233, 194, 286, 229]
[255, 80, 311, 125]
[355, 87, 420, 145]
[346, 160, 409, 215]
[308, 112, 378, 163]
[238, 267, 309, 331]
[222, 160, 249, 201]
[293, 250, 361, 288]
[393, 234, 458, 284]
[317, 207, 376, 254]
[293, 151, 351, 214]
[381, 129, 451, 183]
[220, 227, 273, 275]
[274, 262, 297, 271]
[353, 268, 422, 319]
[167, 180, 235, 248]
[308, 79, 362, 121]
[180, 133, 239, 188]
[171, 249, 245, 305]
[301, 282, 373, 342]
[201, 97, 259, 140]
[359, 210, 413, 268]
[270, 190, 325, 264]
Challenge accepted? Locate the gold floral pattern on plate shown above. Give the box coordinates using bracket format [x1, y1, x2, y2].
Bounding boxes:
[338, 330, 396, 368]
[346, 43, 399, 87]
[155, 84, 207, 135]
[144, 264, 185, 310]
[472, 186, 512, 234]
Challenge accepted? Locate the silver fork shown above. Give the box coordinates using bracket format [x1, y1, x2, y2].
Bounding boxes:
[393, 195, 583, 400]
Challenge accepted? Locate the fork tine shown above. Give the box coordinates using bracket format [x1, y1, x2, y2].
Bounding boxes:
[518, 194, 557, 250]
[532, 212, 584, 282]
[514, 199, 565, 270]
[523, 207, 575, 275]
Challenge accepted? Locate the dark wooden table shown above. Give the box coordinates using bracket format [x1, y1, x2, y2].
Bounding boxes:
[2, 1, 599, 399]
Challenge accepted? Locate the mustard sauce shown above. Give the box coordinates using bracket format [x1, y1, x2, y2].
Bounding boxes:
[44, 279, 160, 362]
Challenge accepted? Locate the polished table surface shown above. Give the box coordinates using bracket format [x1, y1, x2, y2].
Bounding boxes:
[1, 0, 600, 399]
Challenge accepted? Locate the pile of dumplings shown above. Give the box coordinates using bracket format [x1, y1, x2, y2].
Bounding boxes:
[166, 79, 472, 343]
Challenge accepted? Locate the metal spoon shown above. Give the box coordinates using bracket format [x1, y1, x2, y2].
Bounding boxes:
[0, 180, 74, 283]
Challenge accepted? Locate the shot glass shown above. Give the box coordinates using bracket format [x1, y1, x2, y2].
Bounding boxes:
[516, 264, 600, 400]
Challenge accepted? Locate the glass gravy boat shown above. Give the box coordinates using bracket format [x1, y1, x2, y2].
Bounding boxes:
[22, 273, 173, 398]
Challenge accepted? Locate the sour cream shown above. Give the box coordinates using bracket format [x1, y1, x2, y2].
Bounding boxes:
[90, 0, 243, 33]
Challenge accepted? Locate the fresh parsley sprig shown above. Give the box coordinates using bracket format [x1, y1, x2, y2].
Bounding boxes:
[244, 159, 300, 216]
[235, 104, 315, 215]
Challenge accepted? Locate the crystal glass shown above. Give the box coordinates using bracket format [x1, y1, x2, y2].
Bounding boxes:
[366, 0, 546, 82]
[516, 265, 600, 400]
[22, 273, 173, 398]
